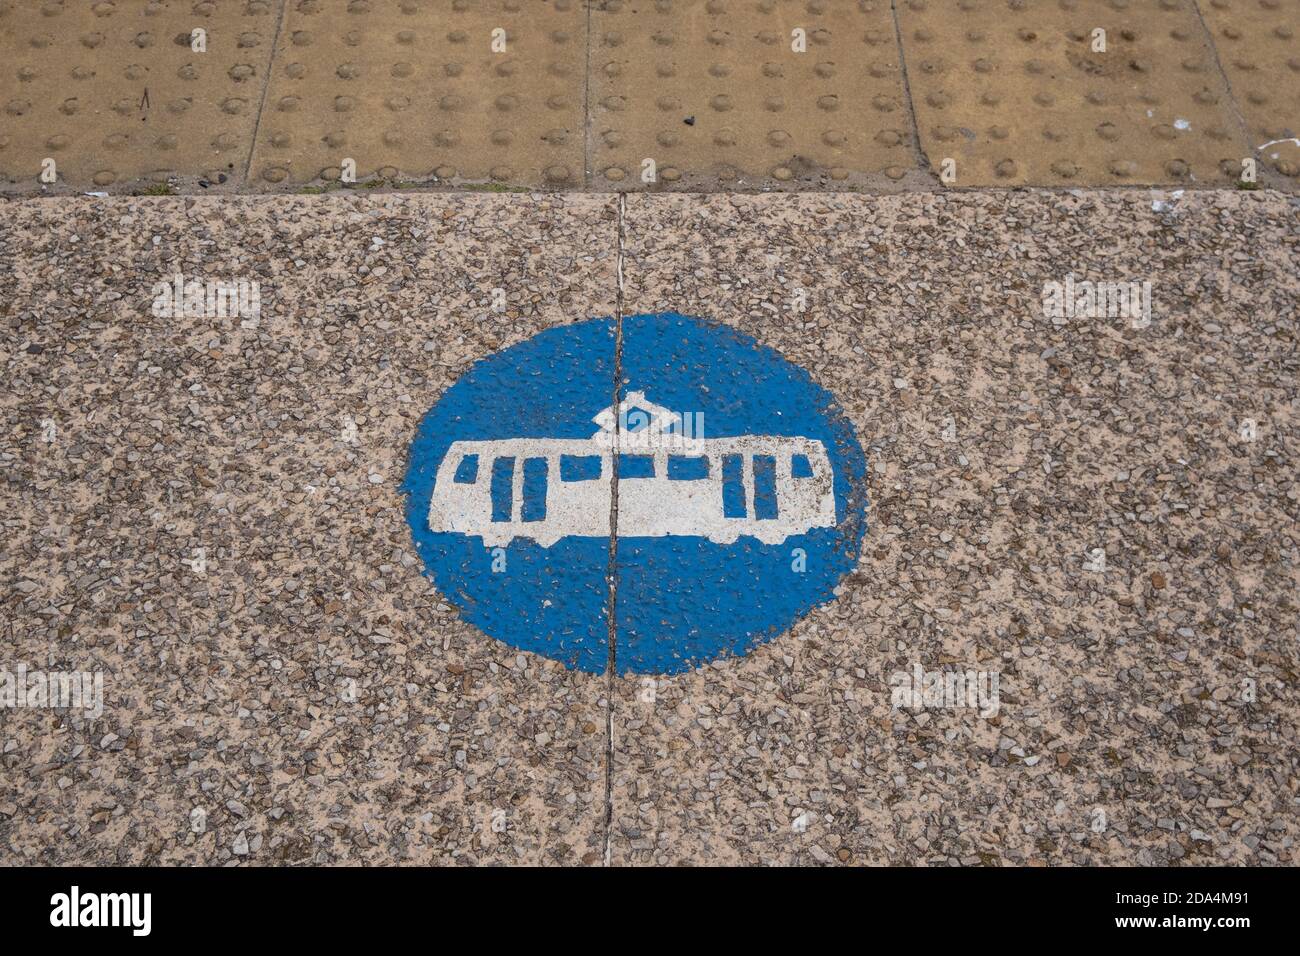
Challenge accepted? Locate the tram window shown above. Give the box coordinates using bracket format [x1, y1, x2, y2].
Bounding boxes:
[667, 455, 709, 480]
[561, 455, 602, 482]
[753, 455, 778, 520]
[454, 454, 479, 483]
[522, 458, 548, 522]
[621, 455, 656, 478]
[722, 454, 746, 518]
[490, 457, 514, 523]
[791, 453, 813, 479]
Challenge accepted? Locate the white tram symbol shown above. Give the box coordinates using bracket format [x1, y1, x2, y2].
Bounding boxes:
[428, 392, 836, 547]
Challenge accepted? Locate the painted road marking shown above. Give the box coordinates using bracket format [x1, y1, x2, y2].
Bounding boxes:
[427, 388, 836, 548]
[403, 313, 867, 675]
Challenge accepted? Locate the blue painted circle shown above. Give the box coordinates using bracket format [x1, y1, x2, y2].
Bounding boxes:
[403, 313, 868, 675]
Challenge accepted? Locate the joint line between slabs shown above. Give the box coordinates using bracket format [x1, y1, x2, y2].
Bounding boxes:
[889, 0, 934, 179]
[1189, 0, 1255, 154]
[241, 0, 290, 191]
[602, 193, 627, 866]
[582, 0, 594, 189]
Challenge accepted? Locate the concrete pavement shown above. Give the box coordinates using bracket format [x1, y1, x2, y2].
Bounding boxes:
[1, 189, 1296, 864]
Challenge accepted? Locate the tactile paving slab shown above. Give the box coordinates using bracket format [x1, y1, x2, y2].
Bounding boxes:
[898, 0, 1252, 186]
[2, 1, 1298, 194]
[248, 0, 586, 189]
[1200, 0, 1300, 180]
[587, 0, 922, 190]
[0, 0, 280, 191]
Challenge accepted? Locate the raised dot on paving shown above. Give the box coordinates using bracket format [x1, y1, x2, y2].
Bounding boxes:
[248, 0, 585, 188]
[588, 0, 918, 189]
[898, 0, 1252, 187]
[0, 0, 279, 190]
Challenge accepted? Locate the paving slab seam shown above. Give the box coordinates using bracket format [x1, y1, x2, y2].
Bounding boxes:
[582, 0, 594, 189]
[240, 0, 290, 191]
[602, 192, 627, 867]
[889, 0, 935, 181]
[1190, 0, 1258, 161]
